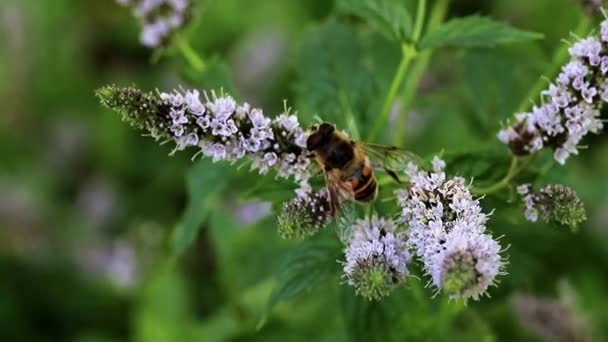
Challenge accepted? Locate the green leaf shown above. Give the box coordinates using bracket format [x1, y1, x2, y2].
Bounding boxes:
[420, 16, 543, 50]
[134, 266, 193, 342]
[171, 160, 231, 256]
[341, 281, 488, 342]
[336, 0, 412, 42]
[462, 47, 543, 132]
[265, 231, 342, 314]
[295, 21, 378, 130]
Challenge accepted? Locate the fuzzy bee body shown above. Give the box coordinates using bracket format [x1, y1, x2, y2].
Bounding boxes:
[306, 123, 380, 209]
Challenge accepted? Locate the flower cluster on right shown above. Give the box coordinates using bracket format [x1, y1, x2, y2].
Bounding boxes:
[339, 158, 504, 301]
[395, 157, 503, 300]
[498, 20, 608, 164]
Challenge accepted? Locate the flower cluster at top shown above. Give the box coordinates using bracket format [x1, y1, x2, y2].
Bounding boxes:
[518, 184, 586, 231]
[498, 21, 608, 164]
[96, 85, 311, 190]
[116, 0, 193, 48]
[395, 157, 503, 300]
[342, 216, 411, 301]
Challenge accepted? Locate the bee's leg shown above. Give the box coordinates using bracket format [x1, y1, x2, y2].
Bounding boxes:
[385, 168, 402, 184]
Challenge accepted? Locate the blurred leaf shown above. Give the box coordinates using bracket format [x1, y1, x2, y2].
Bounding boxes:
[462, 48, 536, 131]
[264, 231, 342, 316]
[420, 16, 543, 50]
[180, 60, 239, 98]
[295, 21, 377, 129]
[134, 266, 193, 342]
[340, 281, 468, 342]
[171, 160, 230, 256]
[336, 0, 412, 42]
[443, 146, 510, 183]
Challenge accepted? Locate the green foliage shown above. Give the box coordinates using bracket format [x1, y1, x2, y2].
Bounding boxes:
[336, 0, 413, 42]
[340, 282, 492, 341]
[295, 21, 377, 133]
[172, 160, 231, 256]
[420, 16, 543, 50]
[266, 230, 342, 311]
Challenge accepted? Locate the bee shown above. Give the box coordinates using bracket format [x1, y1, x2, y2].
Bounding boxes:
[306, 122, 421, 216]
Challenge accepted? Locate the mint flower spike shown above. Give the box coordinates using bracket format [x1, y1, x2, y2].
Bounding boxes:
[498, 20, 608, 164]
[96, 85, 311, 192]
[395, 156, 504, 299]
[342, 216, 411, 301]
[518, 184, 587, 231]
[116, 0, 193, 48]
[277, 188, 332, 239]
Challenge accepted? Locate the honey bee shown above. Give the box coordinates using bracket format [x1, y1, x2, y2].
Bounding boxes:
[306, 122, 421, 216]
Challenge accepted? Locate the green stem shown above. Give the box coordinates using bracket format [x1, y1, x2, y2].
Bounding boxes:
[412, 0, 427, 41]
[472, 156, 535, 195]
[176, 34, 206, 72]
[391, 0, 450, 145]
[369, 44, 417, 141]
[515, 17, 591, 113]
[368, 0, 430, 142]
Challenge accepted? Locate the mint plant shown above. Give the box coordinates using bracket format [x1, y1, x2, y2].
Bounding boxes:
[95, 0, 605, 338]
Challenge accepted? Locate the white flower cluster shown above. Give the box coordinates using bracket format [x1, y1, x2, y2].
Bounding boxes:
[498, 21, 608, 164]
[116, 0, 191, 48]
[343, 216, 411, 300]
[157, 88, 311, 186]
[396, 157, 503, 299]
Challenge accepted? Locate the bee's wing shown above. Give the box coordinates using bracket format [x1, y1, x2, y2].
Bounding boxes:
[360, 142, 426, 183]
[324, 170, 357, 243]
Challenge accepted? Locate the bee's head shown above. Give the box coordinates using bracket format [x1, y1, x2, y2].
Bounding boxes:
[306, 123, 335, 151]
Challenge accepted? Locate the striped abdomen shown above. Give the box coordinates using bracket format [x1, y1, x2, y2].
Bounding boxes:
[350, 160, 377, 202]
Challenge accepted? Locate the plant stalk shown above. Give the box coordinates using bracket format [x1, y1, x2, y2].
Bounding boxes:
[176, 34, 206, 72]
[368, 0, 431, 141]
[391, 0, 450, 145]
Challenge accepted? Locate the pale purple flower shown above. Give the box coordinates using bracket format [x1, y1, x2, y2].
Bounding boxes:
[117, 0, 192, 48]
[498, 20, 607, 164]
[343, 216, 411, 300]
[133, 87, 312, 188]
[396, 157, 503, 298]
[429, 230, 503, 300]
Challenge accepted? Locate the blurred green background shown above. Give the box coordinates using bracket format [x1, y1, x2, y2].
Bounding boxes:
[2, 0, 608, 341]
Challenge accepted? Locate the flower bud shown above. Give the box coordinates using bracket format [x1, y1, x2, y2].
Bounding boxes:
[277, 190, 332, 239]
[518, 184, 586, 231]
[540, 185, 587, 230]
[96, 85, 167, 139]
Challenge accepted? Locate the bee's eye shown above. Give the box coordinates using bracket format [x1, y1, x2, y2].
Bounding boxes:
[319, 123, 335, 135]
[306, 132, 323, 150]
